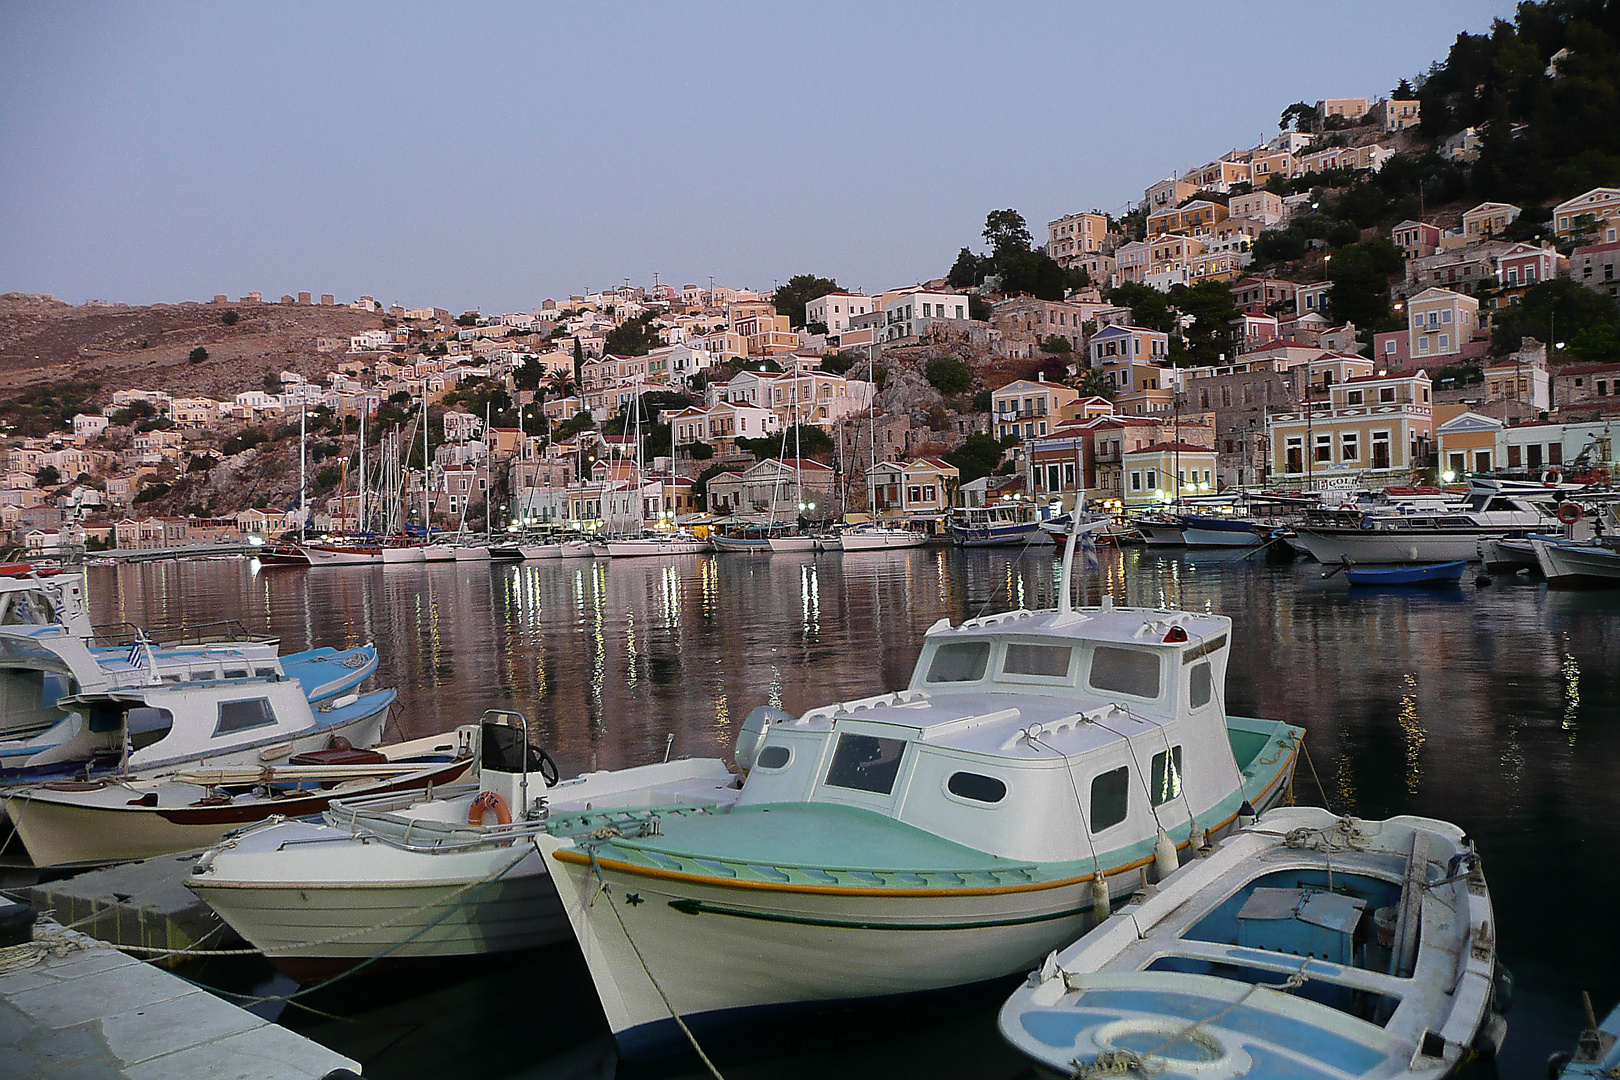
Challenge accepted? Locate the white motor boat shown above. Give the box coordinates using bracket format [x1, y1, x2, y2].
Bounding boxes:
[379, 544, 426, 564]
[534, 523, 1304, 1058]
[999, 806, 1505, 1080]
[950, 504, 1055, 547]
[3, 725, 476, 868]
[605, 532, 710, 557]
[0, 644, 391, 784]
[420, 543, 457, 562]
[1291, 480, 1560, 564]
[452, 544, 492, 562]
[187, 713, 742, 981]
[836, 524, 928, 551]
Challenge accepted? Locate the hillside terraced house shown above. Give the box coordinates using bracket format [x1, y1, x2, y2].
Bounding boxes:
[1089, 324, 1170, 367]
[668, 402, 779, 457]
[991, 378, 1081, 442]
[1553, 187, 1620, 238]
[803, 293, 871, 335]
[1392, 220, 1441, 260]
[1407, 287, 1481, 361]
[1046, 212, 1109, 266]
[1461, 202, 1521, 243]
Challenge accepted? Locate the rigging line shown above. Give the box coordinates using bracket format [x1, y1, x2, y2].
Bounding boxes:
[1086, 711, 1168, 834]
[1201, 639, 1254, 805]
[1027, 731, 1104, 880]
[1122, 700, 1200, 837]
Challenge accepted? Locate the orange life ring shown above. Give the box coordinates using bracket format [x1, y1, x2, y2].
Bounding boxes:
[1558, 502, 1583, 525]
[1543, 469, 1562, 486]
[467, 791, 512, 826]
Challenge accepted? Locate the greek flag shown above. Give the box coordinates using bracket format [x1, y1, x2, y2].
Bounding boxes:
[126, 640, 144, 668]
[1080, 528, 1100, 573]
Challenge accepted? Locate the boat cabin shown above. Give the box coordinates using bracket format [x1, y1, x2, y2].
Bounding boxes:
[738, 602, 1249, 865]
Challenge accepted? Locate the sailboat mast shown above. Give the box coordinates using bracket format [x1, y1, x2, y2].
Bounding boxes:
[298, 401, 306, 537]
[358, 403, 367, 535]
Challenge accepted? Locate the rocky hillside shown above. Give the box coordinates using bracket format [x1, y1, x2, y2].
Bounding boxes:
[0, 293, 385, 401]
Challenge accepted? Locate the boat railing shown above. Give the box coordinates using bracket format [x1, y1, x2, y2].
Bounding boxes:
[91, 619, 268, 648]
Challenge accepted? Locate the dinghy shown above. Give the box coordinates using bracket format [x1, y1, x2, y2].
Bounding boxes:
[998, 806, 1506, 1080]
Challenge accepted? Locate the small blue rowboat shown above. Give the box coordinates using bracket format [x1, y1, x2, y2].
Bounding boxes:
[1344, 560, 1468, 587]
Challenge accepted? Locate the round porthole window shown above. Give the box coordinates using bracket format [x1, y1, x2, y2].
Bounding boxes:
[756, 745, 791, 770]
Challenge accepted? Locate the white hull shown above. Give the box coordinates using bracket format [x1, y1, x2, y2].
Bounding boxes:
[1531, 539, 1620, 586]
[1180, 527, 1265, 549]
[301, 545, 382, 565]
[192, 841, 562, 965]
[452, 546, 492, 562]
[518, 544, 568, 560]
[1292, 529, 1504, 564]
[837, 529, 928, 551]
[1480, 537, 1539, 573]
[538, 836, 1092, 1054]
[1137, 524, 1185, 547]
[767, 536, 819, 553]
[606, 539, 710, 557]
[380, 546, 426, 564]
[420, 544, 456, 562]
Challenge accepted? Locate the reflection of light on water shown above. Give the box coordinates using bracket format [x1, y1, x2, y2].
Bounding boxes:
[1397, 672, 1424, 794]
[699, 557, 718, 619]
[625, 609, 638, 686]
[935, 552, 950, 604]
[1562, 652, 1581, 745]
[768, 665, 782, 710]
[800, 563, 820, 634]
[714, 692, 728, 737]
[1334, 728, 1357, 814]
[660, 565, 682, 627]
[587, 562, 606, 729]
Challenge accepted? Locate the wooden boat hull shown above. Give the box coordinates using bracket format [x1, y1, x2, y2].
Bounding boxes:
[1532, 539, 1620, 587]
[1344, 560, 1467, 586]
[3, 755, 473, 868]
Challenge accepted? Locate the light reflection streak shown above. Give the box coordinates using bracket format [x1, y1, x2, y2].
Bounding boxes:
[1396, 673, 1424, 794]
[1562, 651, 1580, 745]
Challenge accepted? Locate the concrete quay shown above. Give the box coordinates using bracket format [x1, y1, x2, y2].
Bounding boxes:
[23, 853, 224, 968]
[1, 918, 360, 1079]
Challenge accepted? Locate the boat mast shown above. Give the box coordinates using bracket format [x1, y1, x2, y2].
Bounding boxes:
[358, 401, 367, 535]
[298, 401, 306, 538]
[793, 369, 803, 521]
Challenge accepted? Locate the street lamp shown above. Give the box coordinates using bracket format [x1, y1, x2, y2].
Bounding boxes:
[1442, 470, 1457, 483]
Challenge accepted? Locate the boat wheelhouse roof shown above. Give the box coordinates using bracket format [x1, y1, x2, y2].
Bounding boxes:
[761, 604, 1231, 762]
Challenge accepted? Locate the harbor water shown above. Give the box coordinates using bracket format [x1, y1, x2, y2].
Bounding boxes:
[81, 547, 1620, 1079]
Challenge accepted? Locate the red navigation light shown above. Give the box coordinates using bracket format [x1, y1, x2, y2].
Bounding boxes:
[1163, 625, 1188, 643]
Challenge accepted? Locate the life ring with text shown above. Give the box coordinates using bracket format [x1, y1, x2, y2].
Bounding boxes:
[1542, 469, 1562, 486]
[468, 791, 512, 826]
[1558, 502, 1583, 525]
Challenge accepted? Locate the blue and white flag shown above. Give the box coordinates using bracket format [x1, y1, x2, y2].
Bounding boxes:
[1080, 528, 1100, 573]
[126, 640, 144, 668]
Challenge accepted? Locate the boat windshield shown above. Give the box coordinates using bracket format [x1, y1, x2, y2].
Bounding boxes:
[926, 641, 990, 683]
[823, 732, 907, 795]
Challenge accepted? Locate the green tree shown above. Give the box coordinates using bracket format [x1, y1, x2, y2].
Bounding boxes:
[1106, 283, 1175, 333]
[512, 357, 545, 392]
[188, 347, 208, 364]
[221, 309, 239, 326]
[1491, 278, 1620, 359]
[997, 247, 1075, 301]
[34, 465, 61, 488]
[945, 433, 1005, 484]
[687, 441, 715, 460]
[456, 312, 479, 327]
[924, 358, 973, 395]
[983, 209, 1034, 262]
[1165, 280, 1238, 367]
[1279, 101, 1316, 132]
[772, 274, 840, 328]
[572, 338, 585, 384]
[1325, 239, 1405, 334]
[948, 247, 989, 289]
[1042, 335, 1073, 354]
[603, 312, 663, 356]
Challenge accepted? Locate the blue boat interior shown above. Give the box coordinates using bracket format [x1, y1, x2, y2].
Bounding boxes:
[1145, 868, 1407, 1024]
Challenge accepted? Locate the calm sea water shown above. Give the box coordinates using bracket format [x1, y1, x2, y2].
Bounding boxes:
[83, 547, 1620, 1079]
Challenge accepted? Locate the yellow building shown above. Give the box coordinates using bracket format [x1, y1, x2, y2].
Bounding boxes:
[1122, 442, 1217, 506]
[1267, 370, 1433, 483]
[1435, 411, 1502, 478]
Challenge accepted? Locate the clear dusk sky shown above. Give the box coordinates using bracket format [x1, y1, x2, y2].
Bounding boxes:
[1, 1, 1519, 314]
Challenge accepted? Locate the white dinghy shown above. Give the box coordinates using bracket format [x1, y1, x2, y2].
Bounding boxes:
[999, 806, 1506, 1080]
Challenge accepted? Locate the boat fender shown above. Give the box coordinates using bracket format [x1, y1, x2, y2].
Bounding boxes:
[1237, 800, 1257, 829]
[1153, 828, 1178, 882]
[1090, 875, 1111, 922]
[1558, 502, 1583, 524]
[1546, 1050, 1573, 1079]
[468, 791, 512, 826]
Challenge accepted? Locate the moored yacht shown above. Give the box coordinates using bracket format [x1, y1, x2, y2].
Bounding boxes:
[535, 523, 1303, 1058]
[836, 523, 928, 550]
[951, 503, 1056, 547]
[1291, 479, 1560, 563]
[606, 531, 710, 557]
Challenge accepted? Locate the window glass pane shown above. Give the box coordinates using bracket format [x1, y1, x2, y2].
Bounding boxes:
[926, 642, 990, 683]
[1091, 766, 1130, 830]
[1089, 646, 1161, 698]
[1189, 662, 1213, 709]
[1003, 643, 1073, 678]
[1151, 746, 1183, 806]
[756, 745, 791, 770]
[823, 733, 907, 794]
[947, 772, 1007, 803]
[214, 697, 276, 736]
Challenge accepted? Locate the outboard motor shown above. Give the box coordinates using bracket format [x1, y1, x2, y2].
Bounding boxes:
[735, 706, 792, 773]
